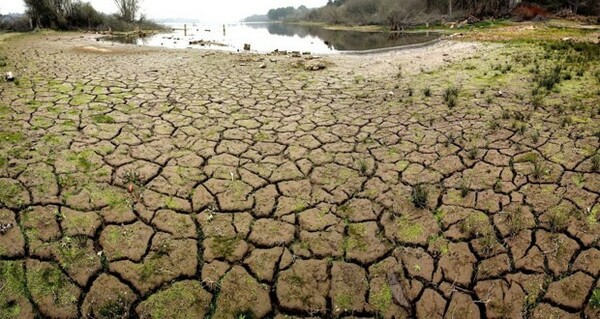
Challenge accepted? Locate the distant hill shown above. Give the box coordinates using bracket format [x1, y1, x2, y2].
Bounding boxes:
[243, 14, 268, 22]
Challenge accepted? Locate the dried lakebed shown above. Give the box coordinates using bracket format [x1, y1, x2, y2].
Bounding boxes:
[0, 33, 599, 319]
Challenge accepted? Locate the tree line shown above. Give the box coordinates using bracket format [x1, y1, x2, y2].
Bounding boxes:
[264, 0, 599, 26]
[1, 0, 162, 31]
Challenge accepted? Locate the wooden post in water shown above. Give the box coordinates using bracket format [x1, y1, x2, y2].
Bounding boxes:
[184, 24, 187, 36]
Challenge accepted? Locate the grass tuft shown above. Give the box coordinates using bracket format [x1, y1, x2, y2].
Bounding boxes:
[411, 184, 428, 209]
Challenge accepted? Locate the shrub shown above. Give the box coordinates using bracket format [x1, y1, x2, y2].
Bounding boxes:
[411, 184, 428, 209]
[511, 3, 550, 22]
[444, 85, 459, 108]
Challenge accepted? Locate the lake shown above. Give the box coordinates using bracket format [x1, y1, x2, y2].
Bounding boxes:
[103, 22, 440, 54]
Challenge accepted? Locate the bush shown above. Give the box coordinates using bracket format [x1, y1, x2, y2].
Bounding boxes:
[68, 1, 105, 29]
[411, 184, 428, 209]
[511, 3, 550, 21]
[10, 0, 165, 32]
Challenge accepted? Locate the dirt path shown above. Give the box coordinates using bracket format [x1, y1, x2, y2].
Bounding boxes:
[0, 32, 598, 319]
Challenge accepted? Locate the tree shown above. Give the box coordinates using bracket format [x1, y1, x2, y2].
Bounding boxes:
[24, 0, 73, 29]
[113, 0, 140, 22]
[69, 1, 103, 28]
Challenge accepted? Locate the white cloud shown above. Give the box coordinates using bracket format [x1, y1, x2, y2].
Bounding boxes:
[1, 0, 328, 22]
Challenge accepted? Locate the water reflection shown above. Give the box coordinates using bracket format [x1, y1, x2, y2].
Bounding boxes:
[103, 22, 439, 54]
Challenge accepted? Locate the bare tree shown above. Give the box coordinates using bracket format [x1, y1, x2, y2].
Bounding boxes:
[113, 0, 139, 22]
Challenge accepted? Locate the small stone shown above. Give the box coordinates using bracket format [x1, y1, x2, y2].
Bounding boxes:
[0, 222, 14, 235]
[5, 72, 14, 81]
[259, 63, 266, 69]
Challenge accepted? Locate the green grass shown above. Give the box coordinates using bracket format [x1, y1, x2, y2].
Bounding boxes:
[411, 184, 428, 209]
[67, 151, 94, 171]
[590, 288, 600, 309]
[0, 131, 24, 144]
[369, 283, 392, 314]
[0, 179, 24, 207]
[443, 85, 459, 108]
[397, 216, 423, 242]
[345, 223, 368, 252]
[97, 295, 130, 319]
[460, 212, 490, 237]
[334, 293, 353, 311]
[138, 281, 207, 319]
[92, 114, 116, 124]
[27, 262, 78, 308]
[0, 261, 27, 318]
[210, 236, 240, 259]
[547, 206, 569, 232]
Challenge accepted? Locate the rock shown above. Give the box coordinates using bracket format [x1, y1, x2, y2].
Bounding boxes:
[259, 63, 266, 69]
[243, 43, 251, 51]
[5, 72, 14, 81]
[304, 60, 326, 71]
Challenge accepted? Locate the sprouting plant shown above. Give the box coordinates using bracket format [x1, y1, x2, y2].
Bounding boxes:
[530, 130, 540, 143]
[445, 133, 456, 147]
[357, 159, 368, 176]
[423, 87, 431, 97]
[396, 65, 403, 79]
[123, 170, 143, 187]
[460, 180, 470, 198]
[547, 208, 568, 232]
[532, 160, 546, 179]
[561, 116, 573, 127]
[411, 184, 428, 209]
[531, 90, 544, 110]
[444, 85, 459, 108]
[467, 148, 478, 160]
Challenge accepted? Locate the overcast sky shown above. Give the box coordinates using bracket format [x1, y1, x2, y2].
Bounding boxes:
[0, 0, 328, 22]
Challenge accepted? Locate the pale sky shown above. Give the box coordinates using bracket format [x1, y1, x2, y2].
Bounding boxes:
[0, 0, 328, 22]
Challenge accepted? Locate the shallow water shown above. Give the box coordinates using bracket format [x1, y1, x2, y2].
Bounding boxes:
[102, 22, 440, 54]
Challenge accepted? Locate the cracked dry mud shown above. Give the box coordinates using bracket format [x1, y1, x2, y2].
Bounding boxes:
[0, 33, 599, 319]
